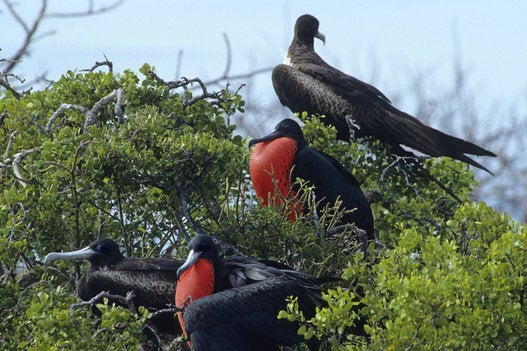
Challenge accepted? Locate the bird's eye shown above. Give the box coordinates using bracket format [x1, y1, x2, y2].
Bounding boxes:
[96, 243, 110, 254]
[197, 242, 209, 252]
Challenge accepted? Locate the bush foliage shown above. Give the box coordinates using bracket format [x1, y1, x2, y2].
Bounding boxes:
[0, 66, 524, 350]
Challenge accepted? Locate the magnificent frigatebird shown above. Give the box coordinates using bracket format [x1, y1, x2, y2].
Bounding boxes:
[249, 118, 374, 238]
[175, 234, 335, 350]
[272, 14, 496, 173]
[44, 238, 183, 333]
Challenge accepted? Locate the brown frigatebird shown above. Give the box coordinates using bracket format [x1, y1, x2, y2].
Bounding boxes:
[249, 118, 374, 238]
[175, 234, 336, 350]
[44, 238, 183, 333]
[272, 14, 496, 174]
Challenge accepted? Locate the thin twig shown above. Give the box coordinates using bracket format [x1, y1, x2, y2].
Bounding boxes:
[46, 0, 125, 18]
[81, 55, 113, 73]
[2, 0, 47, 73]
[0, 73, 24, 99]
[69, 290, 137, 314]
[204, 66, 273, 86]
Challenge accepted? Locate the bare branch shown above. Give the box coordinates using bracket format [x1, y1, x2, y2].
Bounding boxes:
[3, 0, 33, 33]
[2, 0, 47, 73]
[81, 55, 113, 73]
[46, 0, 125, 18]
[3, 130, 19, 158]
[12, 148, 40, 187]
[175, 49, 183, 79]
[145, 71, 234, 108]
[84, 88, 124, 130]
[46, 103, 89, 132]
[69, 290, 137, 314]
[221, 33, 232, 79]
[1, 0, 123, 81]
[0, 72, 25, 99]
[45, 88, 125, 132]
[114, 87, 124, 125]
[204, 66, 273, 87]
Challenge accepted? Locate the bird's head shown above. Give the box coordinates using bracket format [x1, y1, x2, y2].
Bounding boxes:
[295, 14, 326, 46]
[177, 234, 221, 279]
[44, 238, 124, 269]
[249, 118, 307, 148]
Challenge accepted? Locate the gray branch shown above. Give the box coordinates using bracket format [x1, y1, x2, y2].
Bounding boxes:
[46, 0, 124, 18]
[2, 0, 47, 73]
[3, 130, 19, 158]
[80, 55, 113, 73]
[45, 103, 89, 132]
[84, 88, 124, 130]
[45, 88, 125, 132]
[12, 148, 40, 187]
[69, 290, 137, 314]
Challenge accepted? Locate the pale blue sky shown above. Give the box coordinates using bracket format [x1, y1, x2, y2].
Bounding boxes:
[2, 1, 527, 220]
[3, 0, 526, 107]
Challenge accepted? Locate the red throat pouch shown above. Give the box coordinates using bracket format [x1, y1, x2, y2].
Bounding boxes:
[175, 258, 215, 343]
[249, 137, 302, 220]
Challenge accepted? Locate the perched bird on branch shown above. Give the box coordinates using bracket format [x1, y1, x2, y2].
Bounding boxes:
[249, 118, 374, 239]
[44, 238, 183, 333]
[175, 234, 356, 350]
[272, 14, 496, 174]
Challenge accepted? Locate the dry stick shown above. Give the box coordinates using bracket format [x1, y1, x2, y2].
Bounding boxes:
[46, 0, 124, 18]
[3, 130, 18, 158]
[45, 103, 89, 132]
[146, 68, 249, 107]
[114, 87, 124, 126]
[69, 290, 137, 314]
[12, 148, 40, 187]
[81, 55, 113, 73]
[146, 72, 221, 107]
[3, 0, 47, 73]
[0, 78, 20, 99]
[83, 87, 124, 130]
[45, 88, 124, 132]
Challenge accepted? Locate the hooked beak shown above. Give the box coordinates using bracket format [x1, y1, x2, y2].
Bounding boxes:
[248, 129, 284, 148]
[177, 249, 200, 279]
[315, 31, 326, 45]
[44, 246, 95, 264]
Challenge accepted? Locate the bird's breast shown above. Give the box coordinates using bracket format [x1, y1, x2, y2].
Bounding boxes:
[249, 137, 297, 206]
[175, 258, 215, 341]
[175, 258, 215, 307]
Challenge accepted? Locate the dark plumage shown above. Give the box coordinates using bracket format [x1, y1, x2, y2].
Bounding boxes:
[44, 238, 183, 333]
[249, 118, 374, 238]
[272, 14, 496, 173]
[184, 276, 321, 351]
[175, 234, 332, 350]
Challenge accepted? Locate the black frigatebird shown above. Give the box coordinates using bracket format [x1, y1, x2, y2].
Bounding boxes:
[44, 238, 183, 333]
[272, 14, 496, 173]
[175, 234, 339, 350]
[248, 118, 374, 238]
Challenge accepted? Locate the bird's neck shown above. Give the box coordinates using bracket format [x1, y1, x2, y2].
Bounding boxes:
[285, 40, 314, 67]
